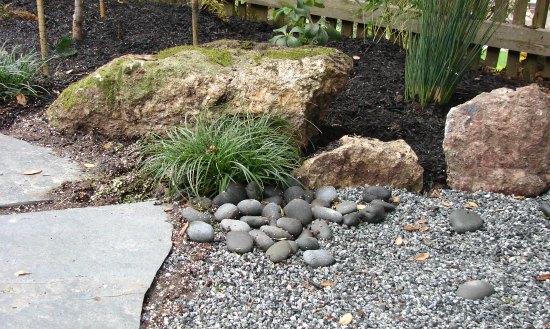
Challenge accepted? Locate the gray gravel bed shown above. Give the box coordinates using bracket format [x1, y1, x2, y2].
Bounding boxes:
[142, 187, 550, 328]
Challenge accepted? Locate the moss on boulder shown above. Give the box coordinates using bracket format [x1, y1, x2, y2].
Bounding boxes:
[46, 40, 352, 145]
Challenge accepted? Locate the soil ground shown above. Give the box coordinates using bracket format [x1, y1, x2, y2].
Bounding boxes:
[0, 1, 535, 326]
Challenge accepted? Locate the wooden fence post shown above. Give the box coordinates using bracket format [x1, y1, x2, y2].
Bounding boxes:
[224, 0, 235, 17]
[484, 0, 509, 68]
[505, 0, 528, 79]
[341, 20, 353, 37]
[247, 4, 268, 22]
[523, 0, 549, 80]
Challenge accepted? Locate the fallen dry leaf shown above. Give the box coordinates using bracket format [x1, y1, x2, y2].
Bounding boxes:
[352, 55, 360, 60]
[391, 196, 401, 204]
[535, 273, 550, 281]
[83, 163, 95, 168]
[514, 196, 526, 200]
[103, 142, 113, 150]
[14, 270, 31, 277]
[440, 201, 450, 207]
[320, 281, 335, 287]
[467, 201, 479, 207]
[404, 224, 422, 231]
[417, 218, 428, 224]
[431, 189, 441, 198]
[357, 204, 367, 210]
[23, 169, 42, 175]
[414, 252, 430, 261]
[419, 226, 430, 232]
[179, 222, 189, 236]
[395, 235, 403, 246]
[16, 93, 27, 106]
[339, 313, 353, 325]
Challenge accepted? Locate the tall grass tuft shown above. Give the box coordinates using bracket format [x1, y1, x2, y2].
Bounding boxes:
[140, 113, 302, 198]
[0, 43, 44, 100]
[404, 0, 502, 107]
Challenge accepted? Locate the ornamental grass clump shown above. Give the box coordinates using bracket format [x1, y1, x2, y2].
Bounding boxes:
[0, 43, 44, 100]
[140, 113, 302, 198]
[405, 0, 502, 107]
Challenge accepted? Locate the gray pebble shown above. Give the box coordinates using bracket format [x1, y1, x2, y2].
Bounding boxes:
[237, 199, 263, 216]
[212, 192, 232, 206]
[265, 240, 293, 263]
[226, 182, 247, 204]
[303, 190, 315, 203]
[370, 199, 397, 212]
[249, 230, 274, 251]
[298, 228, 313, 239]
[315, 186, 338, 203]
[312, 206, 343, 224]
[310, 219, 333, 239]
[220, 218, 251, 232]
[539, 202, 550, 217]
[263, 185, 283, 198]
[303, 249, 335, 268]
[260, 225, 293, 240]
[181, 206, 212, 224]
[336, 200, 358, 215]
[262, 203, 282, 221]
[245, 181, 263, 200]
[288, 240, 299, 254]
[240, 216, 269, 228]
[449, 209, 483, 233]
[263, 195, 283, 205]
[343, 212, 362, 226]
[186, 221, 214, 243]
[363, 186, 392, 202]
[226, 231, 254, 254]
[214, 203, 239, 221]
[284, 199, 313, 226]
[277, 217, 303, 237]
[456, 280, 495, 300]
[360, 204, 386, 224]
[310, 199, 330, 208]
[296, 237, 320, 250]
[284, 186, 305, 203]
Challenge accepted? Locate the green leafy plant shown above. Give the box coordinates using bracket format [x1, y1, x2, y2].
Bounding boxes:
[270, 0, 341, 47]
[0, 43, 45, 100]
[54, 36, 77, 57]
[404, 0, 504, 107]
[139, 113, 302, 198]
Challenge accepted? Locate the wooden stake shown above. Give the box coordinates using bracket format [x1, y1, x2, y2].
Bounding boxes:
[99, 0, 105, 18]
[72, 0, 84, 41]
[191, 0, 199, 46]
[36, 0, 48, 75]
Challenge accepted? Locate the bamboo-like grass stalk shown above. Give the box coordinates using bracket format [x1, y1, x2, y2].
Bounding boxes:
[36, 0, 48, 75]
[404, 0, 505, 107]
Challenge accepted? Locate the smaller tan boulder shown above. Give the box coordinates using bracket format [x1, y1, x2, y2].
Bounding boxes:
[294, 135, 424, 191]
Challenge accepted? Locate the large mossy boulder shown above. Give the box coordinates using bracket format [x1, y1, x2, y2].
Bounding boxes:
[46, 40, 353, 145]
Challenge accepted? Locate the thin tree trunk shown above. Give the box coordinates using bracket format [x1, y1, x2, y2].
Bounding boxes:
[36, 0, 48, 75]
[72, 0, 84, 40]
[99, 0, 106, 18]
[191, 0, 199, 45]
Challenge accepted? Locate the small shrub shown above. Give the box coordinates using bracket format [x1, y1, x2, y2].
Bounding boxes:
[0, 43, 44, 100]
[269, 0, 341, 47]
[140, 113, 302, 198]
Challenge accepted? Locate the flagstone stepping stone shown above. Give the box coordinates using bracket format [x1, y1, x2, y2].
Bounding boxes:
[449, 209, 483, 233]
[0, 202, 172, 329]
[303, 249, 335, 268]
[187, 221, 215, 242]
[456, 280, 495, 300]
[363, 186, 392, 202]
[226, 231, 254, 254]
[315, 186, 338, 203]
[0, 133, 82, 208]
[265, 241, 293, 263]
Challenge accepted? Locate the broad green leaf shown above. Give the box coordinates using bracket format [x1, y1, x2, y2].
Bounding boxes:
[325, 23, 342, 41]
[289, 26, 305, 34]
[273, 25, 288, 34]
[286, 36, 302, 47]
[304, 22, 319, 38]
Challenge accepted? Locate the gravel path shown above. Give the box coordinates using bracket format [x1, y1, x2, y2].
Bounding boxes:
[142, 187, 550, 328]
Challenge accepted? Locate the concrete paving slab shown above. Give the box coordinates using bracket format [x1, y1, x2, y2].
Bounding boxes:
[0, 202, 173, 329]
[0, 133, 82, 208]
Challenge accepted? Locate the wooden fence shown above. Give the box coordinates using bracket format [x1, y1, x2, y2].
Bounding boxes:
[223, 0, 550, 81]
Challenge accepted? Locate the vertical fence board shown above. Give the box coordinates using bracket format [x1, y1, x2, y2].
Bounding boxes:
[236, 1, 247, 19]
[522, 0, 549, 80]
[247, 4, 269, 22]
[341, 20, 353, 37]
[224, 0, 235, 17]
[506, 0, 528, 79]
[484, 0, 509, 68]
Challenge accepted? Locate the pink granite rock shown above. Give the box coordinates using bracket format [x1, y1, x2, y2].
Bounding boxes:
[443, 84, 550, 196]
